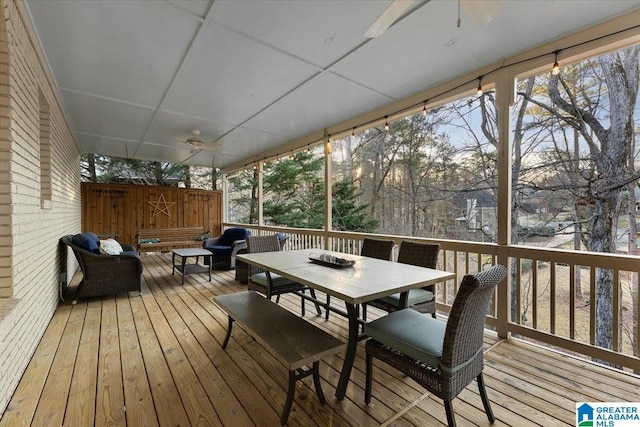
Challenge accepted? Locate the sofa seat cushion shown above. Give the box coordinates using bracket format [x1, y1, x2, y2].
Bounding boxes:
[206, 245, 233, 255]
[377, 288, 434, 308]
[119, 250, 140, 258]
[365, 309, 446, 367]
[71, 232, 101, 254]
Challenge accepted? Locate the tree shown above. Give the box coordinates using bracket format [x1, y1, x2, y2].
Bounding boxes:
[520, 46, 640, 357]
[332, 179, 378, 232]
[263, 151, 325, 228]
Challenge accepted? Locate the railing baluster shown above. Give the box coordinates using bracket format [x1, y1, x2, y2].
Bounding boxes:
[590, 267, 596, 346]
[532, 258, 538, 330]
[613, 269, 620, 352]
[550, 262, 556, 335]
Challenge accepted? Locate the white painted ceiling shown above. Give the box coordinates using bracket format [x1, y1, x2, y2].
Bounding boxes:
[25, 0, 640, 170]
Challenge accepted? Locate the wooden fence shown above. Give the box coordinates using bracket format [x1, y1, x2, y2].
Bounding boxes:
[81, 182, 222, 245]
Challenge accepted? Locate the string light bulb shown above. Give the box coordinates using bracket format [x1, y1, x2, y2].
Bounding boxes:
[384, 116, 389, 131]
[422, 102, 427, 117]
[552, 51, 561, 75]
[324, 136, 332, 154]
[476, 77, 483, 96]
[351, 128, 356, 140]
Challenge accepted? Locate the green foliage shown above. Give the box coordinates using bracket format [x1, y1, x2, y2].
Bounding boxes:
[332, 179, 378, 232]
[263, 151, 325, 228]
[81, 154, 189, 186]
[259, 151, 378, 231]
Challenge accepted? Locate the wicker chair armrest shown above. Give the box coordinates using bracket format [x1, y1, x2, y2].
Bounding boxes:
[230, 239, 247, 256]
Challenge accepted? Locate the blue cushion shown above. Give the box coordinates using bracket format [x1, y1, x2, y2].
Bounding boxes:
[378, 288, 434, 308]
[71, 232, 101, 254]
[218, 228, 249, 246]
[206, 244, 233, 255]
[365, 309, 446, 367]
[119, 250, 140, 258]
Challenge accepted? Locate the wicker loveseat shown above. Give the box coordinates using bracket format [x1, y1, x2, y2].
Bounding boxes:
[61, 233, 143, 301]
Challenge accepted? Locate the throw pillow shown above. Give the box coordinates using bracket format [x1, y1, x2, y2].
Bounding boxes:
[71, 232, 101, 254]
[100, 238, 124, 255]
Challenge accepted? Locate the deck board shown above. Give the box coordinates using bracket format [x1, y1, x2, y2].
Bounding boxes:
[2, 251, 639, 427]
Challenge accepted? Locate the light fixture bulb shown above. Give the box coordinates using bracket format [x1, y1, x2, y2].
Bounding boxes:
[351, 128, 356, 140]
[384, 117, 389, 131]
[324, 137, 332, 154]
[422, 103, 427, 117]
[476, 84, 483, 96]
[552, 60, 560, 75]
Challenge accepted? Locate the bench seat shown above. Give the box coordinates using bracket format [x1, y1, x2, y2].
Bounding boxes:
[213, 291, 345, 425]
[137, 227, 207, 252]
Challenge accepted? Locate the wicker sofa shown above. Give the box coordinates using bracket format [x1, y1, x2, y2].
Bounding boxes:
[61, 233, 143, 301]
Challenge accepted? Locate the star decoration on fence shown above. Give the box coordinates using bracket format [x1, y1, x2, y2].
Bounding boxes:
[148, 193, 176, 217]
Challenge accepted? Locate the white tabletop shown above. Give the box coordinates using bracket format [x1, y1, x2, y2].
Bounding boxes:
[236, 249, 455, 305]
[172, 248, 212, 257]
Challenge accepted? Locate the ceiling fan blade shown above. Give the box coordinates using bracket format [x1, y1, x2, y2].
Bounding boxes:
[365, 0, 414, 38]
[460, 0, 501, 25]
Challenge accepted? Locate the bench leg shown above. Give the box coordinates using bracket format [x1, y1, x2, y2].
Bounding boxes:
[312, 361, 326, 405]
[281, 370, 296, 425]
[309, 289, 322, 316]
[222, 317, 234, 349]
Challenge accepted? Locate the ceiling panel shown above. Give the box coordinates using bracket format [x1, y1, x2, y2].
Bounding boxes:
[162, 23, 321, 125]
[28, 0, 201, 107]
[216, 126, 290, 157]
[212, 0, 390, 68]
[78, 134, 139, 160]
[243, 72, 391, 138]
[61, 90, 155, 142]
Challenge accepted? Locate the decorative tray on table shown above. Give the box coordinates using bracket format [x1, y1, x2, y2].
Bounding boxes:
[308, 254, 356, 269]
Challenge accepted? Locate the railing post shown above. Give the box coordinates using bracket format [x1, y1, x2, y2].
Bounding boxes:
[324, 137, 332, 250]
[495, 68, 514, 339]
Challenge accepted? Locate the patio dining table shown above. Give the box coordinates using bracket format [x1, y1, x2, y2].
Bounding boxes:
[235, 248, 455, 400]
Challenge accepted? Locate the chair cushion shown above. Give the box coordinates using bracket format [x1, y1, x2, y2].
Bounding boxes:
[219, 228, 249, 246]
[365, 309, 446, 367]
[377, 288, 434, 308]
[206, 245, 233, 255]
[250, 272, 297, 288]
[71, 232, 101, 254]
[119, 250, 140, 258]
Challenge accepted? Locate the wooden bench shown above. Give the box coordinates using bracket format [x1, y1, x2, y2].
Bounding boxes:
[137, 227, 207, 252]
[213, 291, 345, 425]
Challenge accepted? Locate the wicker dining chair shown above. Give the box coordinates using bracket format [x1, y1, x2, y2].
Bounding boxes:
[364, 241, 440, 320]
[364, 264, 507, 427]
[325, 237, 395, 320]
[246, 234, 322, 316]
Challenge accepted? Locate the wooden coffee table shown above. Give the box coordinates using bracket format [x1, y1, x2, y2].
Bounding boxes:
[171, 248, 212, 285]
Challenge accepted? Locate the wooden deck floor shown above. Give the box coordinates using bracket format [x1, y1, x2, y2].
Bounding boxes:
[2, 252, 639, 426]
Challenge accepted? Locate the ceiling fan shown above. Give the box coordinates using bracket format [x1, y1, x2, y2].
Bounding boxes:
[181, 129, 220, 153]
[364, 0, 501, 38]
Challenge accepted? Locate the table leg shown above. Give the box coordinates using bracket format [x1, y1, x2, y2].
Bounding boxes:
[335, 302, 358, 400]
[172, 251, 176, 275]
[181, 256, 186, 285]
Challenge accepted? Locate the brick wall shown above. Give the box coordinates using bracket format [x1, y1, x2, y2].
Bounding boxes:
[0, 0, 81, 415]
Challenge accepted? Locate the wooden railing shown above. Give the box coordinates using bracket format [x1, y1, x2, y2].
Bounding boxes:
[226, 222, 640, 372]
